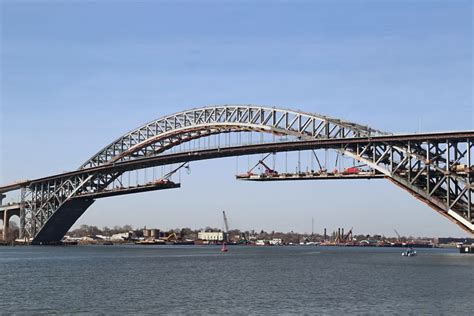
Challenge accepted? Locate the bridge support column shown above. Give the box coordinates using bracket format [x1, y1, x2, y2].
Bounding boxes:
[0, 194, 5, 240]
[3, 209, 8, 241]
[19, 188, 25, 240]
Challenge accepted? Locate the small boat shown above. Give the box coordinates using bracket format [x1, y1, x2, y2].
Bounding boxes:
[459, 244, 473, 254]
[221, 242, 228, 252]
[402, 248, 416, 257]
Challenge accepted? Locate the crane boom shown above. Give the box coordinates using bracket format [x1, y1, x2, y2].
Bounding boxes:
[247, 153, 277, 175]
[394, 229, 401, 241]
[222, 211, 229, 233]
[343, 227, 353, 240]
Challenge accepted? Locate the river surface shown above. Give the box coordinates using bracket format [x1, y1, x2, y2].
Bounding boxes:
[0, 245, 472, 315]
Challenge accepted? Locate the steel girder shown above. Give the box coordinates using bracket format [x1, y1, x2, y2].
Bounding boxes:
[21, 105, 386, 242]
[19, 135, 474, 240]
[340, 139, 473, 233]
[12, 105, 473, 242]
[20, 171, 121, 240]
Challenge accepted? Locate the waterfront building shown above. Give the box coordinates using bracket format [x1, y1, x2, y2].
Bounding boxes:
[269, 238, 282, 245]
[198, 231, 224, 241]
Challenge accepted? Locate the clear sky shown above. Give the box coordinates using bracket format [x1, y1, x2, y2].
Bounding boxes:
[1, 0, 472, 237]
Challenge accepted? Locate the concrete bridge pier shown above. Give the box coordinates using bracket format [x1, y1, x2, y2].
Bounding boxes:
[0, 194, 6, 240]
[2, 210, 8, 241]
[0, 194, 21, 241]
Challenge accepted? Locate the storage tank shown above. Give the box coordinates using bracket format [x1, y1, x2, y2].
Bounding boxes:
[143, 229, 151, 238]
[150, 229, 158, 237]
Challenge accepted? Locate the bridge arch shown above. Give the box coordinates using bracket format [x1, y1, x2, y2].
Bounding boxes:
[11, 105, 472, 243]
[28, 105, 392, 243]
[81, 105, 388, 169]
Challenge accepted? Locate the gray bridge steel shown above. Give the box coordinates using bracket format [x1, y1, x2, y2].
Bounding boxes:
[0, 105, 473, 243]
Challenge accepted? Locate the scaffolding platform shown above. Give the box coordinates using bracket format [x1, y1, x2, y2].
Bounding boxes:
[236, 172, 385, 181]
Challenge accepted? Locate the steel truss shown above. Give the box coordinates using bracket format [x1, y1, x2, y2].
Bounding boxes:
[234, 137, 474, 233]
[81, 105, 387, 168]
[20, 105, 387, 242]
[21, 171, 120, 239]
[19, 167, 183, 241]
[3, 105, 470, 242]
[341, 138, 473, 233]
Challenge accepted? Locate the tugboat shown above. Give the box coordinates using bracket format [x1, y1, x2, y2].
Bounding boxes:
[221, 242, 228, 253]
[402, 247, 417, 257]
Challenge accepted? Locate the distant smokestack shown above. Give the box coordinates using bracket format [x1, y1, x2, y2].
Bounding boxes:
[342, 228, 345, 237]
[324, 228, 327, 241]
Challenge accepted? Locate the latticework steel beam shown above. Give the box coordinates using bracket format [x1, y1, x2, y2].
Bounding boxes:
[0, 105, 469, 243]
[81, 105, 387, 169]
[341, 139, 473, 233]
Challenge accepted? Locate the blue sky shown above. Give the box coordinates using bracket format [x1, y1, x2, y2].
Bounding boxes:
[1, 0, 472, 236]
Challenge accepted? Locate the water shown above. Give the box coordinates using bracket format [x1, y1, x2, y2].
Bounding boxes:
[0, 245, 472, 314]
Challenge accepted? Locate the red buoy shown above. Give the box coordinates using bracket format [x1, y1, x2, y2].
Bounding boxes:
[221, 242, 228, 252]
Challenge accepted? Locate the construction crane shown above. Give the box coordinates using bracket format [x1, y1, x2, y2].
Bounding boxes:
[223, 211, 230, 242]
[222, 211, 229, 233]
[335, 227, 353, 244]
[343, 227, 353, 241]
[258, 159, 277, 175]
[394, 229, 401, 241]
[250, 153, 278, 175]
[148, 162, 189, 185]
[161, 162, 189, 181]
[222, 211, 248, 244]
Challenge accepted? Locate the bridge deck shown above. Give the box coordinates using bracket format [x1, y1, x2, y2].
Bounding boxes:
[0, 203, 21, 212]
[1, 131, 472, 194]
[76, 181, 180, 199]
[236, 172, 385, 181]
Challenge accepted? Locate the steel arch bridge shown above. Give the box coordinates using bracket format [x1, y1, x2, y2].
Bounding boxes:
[1, 105, 473, 244]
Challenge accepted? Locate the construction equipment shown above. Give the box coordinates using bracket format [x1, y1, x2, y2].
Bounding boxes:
[342, 167, 360, 175]
[236, 153, 277, 179]
[334, 227, 353, 244]
[156, 162, 189, 183]
[258, 158, 277, 176]
[163, 232, 177, 242]
[222, 211, 229, 233]
[343, 227, 353, 241]
[311, 150, 325, 172]
[222, 211, 229, 242]
[394, 229, 401, 241]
